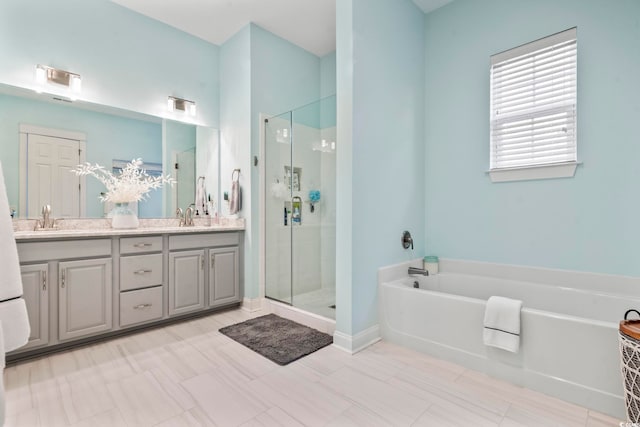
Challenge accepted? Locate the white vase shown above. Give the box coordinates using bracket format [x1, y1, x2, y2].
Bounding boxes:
[111, 202, 139, 229]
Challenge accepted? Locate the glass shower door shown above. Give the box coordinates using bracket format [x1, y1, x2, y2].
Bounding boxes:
[289, 96, 336, 318]
[264, 111, 293, 304]
[264, 95, 336, 319]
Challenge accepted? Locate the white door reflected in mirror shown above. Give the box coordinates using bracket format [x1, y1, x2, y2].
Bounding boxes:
[20, 126, 87, 218]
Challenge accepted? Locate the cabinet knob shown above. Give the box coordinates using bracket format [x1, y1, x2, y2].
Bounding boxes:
[61, 270, 65, 288]
[211, 255, 215, 269]
[133, 269, 152, 275]
[42, 271, 47, 291]
[133, 243, 153, 248]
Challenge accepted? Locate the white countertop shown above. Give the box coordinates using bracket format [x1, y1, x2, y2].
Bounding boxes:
[13, 218, 245, 241]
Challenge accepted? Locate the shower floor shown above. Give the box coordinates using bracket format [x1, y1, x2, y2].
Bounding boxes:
[293, 286, 336, 320]
[266, 286, 336, 320]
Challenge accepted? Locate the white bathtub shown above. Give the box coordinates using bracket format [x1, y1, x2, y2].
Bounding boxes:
[379, 262, 639, 418]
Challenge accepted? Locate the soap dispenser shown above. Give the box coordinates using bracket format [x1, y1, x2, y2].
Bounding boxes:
[292, 196, 302, 225]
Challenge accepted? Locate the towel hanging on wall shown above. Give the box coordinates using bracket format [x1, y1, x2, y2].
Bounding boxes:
[0, 160, 30, 424]
[229, 169, 242, 214]
[195, 176, 207, 215]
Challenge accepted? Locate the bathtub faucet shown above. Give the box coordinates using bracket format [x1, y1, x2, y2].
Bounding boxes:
[408, 267, 429, 276]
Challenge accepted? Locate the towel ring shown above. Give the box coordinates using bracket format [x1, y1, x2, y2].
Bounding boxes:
[232, 169, 241, 181]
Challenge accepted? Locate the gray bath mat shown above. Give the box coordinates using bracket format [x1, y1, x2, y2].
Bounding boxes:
[219, 314, 333, 365]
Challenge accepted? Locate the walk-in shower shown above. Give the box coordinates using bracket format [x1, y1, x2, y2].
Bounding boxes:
[264, 95, 336, 319]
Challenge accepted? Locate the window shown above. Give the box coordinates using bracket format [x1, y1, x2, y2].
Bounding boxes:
[489, 28, 577, 182]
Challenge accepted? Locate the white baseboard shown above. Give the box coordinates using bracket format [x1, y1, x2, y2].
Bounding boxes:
[264, 299, 336, 335]
[241, 297, 264, 313]
[333, 324, 381, 354]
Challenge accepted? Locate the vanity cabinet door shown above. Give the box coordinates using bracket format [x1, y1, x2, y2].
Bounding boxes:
[208, 247, 240, 308]
[59, 258, 113, 341]
[19, 264, 49, 350]
[169, 250, 205, 316]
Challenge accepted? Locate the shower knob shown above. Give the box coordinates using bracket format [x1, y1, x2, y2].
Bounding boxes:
[402, 231, 413, 250]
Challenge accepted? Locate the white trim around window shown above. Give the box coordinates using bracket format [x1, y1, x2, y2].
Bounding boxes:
[488, 161, 579, 183]
[489, 28, 578, 182]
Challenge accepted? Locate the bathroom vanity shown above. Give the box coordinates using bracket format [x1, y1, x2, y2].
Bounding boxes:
[8, 221, 243, 361]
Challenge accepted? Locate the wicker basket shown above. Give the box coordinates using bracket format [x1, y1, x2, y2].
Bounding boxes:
[620, 309, 640, 422]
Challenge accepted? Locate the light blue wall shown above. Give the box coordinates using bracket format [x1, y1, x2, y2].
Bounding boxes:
[321, 52, 337, 98]
[320, 52, 337, 129]
[0, 0, 219, 127]
[250, 24, 321, 118]
[220, 25, 253, 297]
[336, 0, 425, 336]
[424, 0, 640, 276]
[336, 0, 355, 335]
[0, 94, 162, 217]
[247, 25, 322, 299]
[220, 24, 331, 300]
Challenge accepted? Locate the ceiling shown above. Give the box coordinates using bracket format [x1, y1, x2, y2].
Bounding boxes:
[110, 0, 336, 57]
[412, 0, 454, 14]
[110, 0, 453, 58]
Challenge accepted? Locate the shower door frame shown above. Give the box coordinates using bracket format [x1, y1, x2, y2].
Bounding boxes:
[260, 95, 337, 316]
[261, 112, 294, 306]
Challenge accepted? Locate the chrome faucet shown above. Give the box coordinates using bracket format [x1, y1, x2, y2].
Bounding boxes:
[42, 204, 51, 228]
[408, 266, 429, 276]
[184, 205, 195, 226]
[176, 208, 184, 226]
[34, 204, 57, 230]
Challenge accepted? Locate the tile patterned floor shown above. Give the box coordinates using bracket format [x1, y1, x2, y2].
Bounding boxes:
[4, 308, 622, 426]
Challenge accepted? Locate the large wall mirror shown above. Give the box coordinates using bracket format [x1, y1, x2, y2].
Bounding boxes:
[0, 84, 219, 219]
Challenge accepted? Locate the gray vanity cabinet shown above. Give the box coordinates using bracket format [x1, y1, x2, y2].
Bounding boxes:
[58, 258, 113, 341]
[169, 232, 242, 313]
[168, 249, 205, 316]
[10, 231, 242, 361]
[20, 264, 49, 350]
[209, 246, 239, 308]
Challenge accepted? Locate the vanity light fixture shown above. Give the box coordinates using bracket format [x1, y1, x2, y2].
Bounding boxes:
[34, 64, 82, 99]
[167, 96, 196, 117]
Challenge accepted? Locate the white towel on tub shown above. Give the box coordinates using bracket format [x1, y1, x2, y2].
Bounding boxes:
[483, 296, 522, 353]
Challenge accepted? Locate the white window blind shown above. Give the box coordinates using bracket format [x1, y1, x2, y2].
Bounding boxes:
[490, 28, 577, 170]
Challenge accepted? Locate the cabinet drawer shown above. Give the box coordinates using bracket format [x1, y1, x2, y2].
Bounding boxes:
[120, 286, 163, 327]
[18, 239, 111, 262]
[120, 236, 162, 254]
[169, 232, 239, 250]
[120, 254, 163, 291]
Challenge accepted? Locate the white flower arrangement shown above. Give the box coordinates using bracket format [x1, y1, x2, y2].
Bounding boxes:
[72, 158, 175, 203]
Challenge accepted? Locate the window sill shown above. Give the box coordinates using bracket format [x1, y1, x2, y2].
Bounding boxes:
[488, 162, 580, 183]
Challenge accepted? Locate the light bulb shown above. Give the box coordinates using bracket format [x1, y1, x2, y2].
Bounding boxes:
[167, 98, 175, 112]
[188, 103, 196, 117]
[34, 65, 46, 93]
[69, 75, 81, 100]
